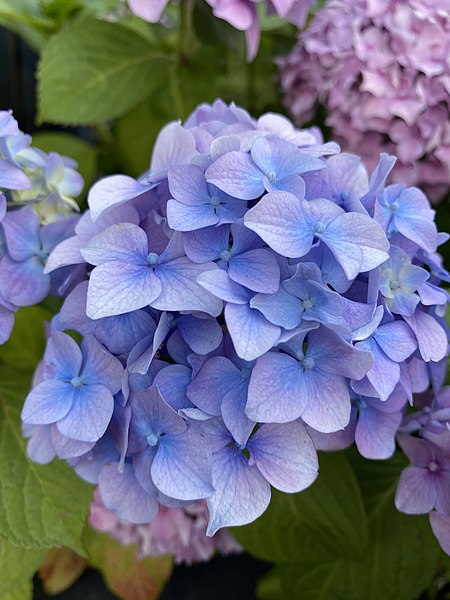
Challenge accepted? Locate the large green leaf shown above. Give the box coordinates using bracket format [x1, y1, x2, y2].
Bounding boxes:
[264, 453, 440, 600]
[0, 581, 32, 600]
[0, 306, 50, 371]
[38, 18, 173, 125]
[233, 452, 368, 562]
[0, 368, 92, 553]
[0, 540, 45, 596]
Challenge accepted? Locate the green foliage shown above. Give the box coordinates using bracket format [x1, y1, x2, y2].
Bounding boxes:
[233, 452, 368, 562]
[0, 306, 50, 371]
[0, 367, 93, 554]
[32, 132, 98, 192]
[0, 0, 53, 51]
[257, 452, 440, 600]
[38, 18, 174, 125]
[0, 581, 32, 600]
[0, 540, 45, 596]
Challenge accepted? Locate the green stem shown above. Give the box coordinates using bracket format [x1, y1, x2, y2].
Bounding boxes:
[178, 0, 192, 118]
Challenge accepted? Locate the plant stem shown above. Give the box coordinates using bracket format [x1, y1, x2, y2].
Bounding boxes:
[178, 0, 192, 118]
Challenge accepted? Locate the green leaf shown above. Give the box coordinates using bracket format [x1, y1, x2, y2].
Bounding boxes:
[32, 132, 98, 191]
[270, 453, 440, 600]
[38, 18, 173, 125]
[0, 581, 32, 600]
[0, 306, 50, 371]
[0, 368, 93, 553]
[233, 452, 368, 562]
[115, 98, 177, 178]
[83, 527, 173, 600]
[0, 540, 45, 596]
[0, 0, 53, 50]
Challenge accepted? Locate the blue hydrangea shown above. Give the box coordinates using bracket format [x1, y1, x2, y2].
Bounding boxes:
[17, 99, 449, 540]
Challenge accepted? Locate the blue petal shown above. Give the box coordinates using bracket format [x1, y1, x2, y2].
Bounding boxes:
[206, 445, 270, 535]
[248, 422, 318, 492]
[151, 427, 214, 500]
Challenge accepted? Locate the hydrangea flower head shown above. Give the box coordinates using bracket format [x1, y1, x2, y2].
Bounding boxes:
[278, 0, 450, 199]
[18, 99, 448, 545]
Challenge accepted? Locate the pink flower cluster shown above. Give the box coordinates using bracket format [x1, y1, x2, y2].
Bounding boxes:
[128, 0, 314, 60]
[278, 0, 450, 199]
[89, 489, 242, 565]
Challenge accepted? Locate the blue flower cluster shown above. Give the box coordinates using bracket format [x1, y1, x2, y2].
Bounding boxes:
[0, 111, 83, 343]
[20, 100, 449, 536]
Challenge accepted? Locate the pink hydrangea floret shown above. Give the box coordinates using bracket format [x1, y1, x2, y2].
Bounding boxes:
[89, 489, 242, 564]
[278, 0, 450, 199]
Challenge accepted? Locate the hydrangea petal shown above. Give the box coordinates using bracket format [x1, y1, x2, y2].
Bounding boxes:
[248, 422, 318, 492]
[206, 446, 271, 535]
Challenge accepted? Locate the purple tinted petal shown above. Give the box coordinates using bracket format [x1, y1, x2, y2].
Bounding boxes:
[81, 335, 123, 393]
[151, 259, 222, 317]
[225, 302, 280, 361]
[356, 339, 400, 401]
[45, 236, 83, 273]
[99, 463, 158, 524]
[152, 427, 214, 500]
[95, 310, 156, 356]
[0, 159, 31, 189]
[308, 327, 373, 380]
[395, 467, 436, 514]
[197, 269, 250, 304]
[187, 356, 240, 416]
[206, 445, 271, 535]
[251, 136, 324, 181]
[81, 223, 148, 266]
[250, 287, 303, 329]
[248, 421, 318, 492]
[246, 352, 308, 423]
[222, 382, 254, 447]
[2, 208, 39, 260]
[299, 370, 351, 433]
[21, 380, 74, 425]
[404, 309, 447, 362]
[168, 164, 210, 206]
[355, 406, 402, 459]
[228, 248, 280, 293]
[429, 512, 450, 555]
[129, 387, 186, 449]
[206, 152, 264, 200]
[43, 332, 83, 381]
[245, 191, 313, 258]
[88, 175, 152, 222]
[183, 224, 229, 263]
[0, 256, 49, 306]
[177, 315, 222, 354]
[86, 262, 162, 319]
[153, 364, 193, 411]
[166, 199, 218, 231]
[374, 321, 417, 362]
[57, 384, 114, 442]
[150, 122, 198, 177]
[321, 212, 389, 279]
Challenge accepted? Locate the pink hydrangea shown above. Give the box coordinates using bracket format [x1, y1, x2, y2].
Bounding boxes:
[128, 0, 314, 60]
[278, 0, 450, 199]
[89, 489, 242, 565]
